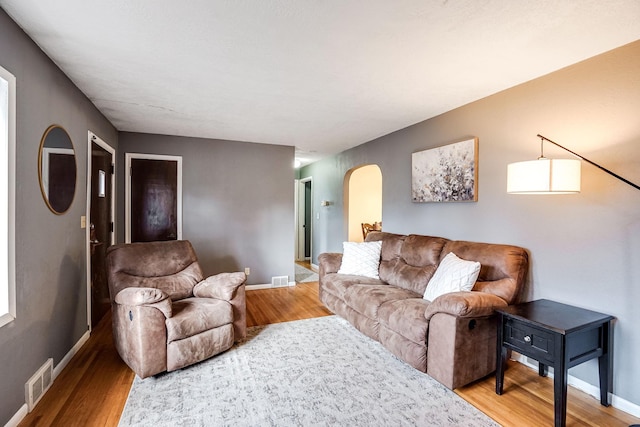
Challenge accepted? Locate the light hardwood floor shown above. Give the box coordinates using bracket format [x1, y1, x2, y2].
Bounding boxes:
[18, 280, 639, 427]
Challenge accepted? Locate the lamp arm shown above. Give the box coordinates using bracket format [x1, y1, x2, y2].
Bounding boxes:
[537, 134, 640, 191]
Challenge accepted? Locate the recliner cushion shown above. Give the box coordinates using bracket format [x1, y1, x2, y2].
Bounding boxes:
[166, 298, 233, 343]
[112, 263, 203, 301]
[106, 240, 205, 301]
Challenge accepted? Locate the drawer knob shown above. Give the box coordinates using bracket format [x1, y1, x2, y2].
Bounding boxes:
[524, 335, 532, 343]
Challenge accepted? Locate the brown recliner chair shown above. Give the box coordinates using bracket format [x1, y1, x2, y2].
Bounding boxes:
[105, 240, 246, 378]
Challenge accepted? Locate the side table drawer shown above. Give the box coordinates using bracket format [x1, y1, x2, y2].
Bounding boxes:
[504, 318, 555, 362]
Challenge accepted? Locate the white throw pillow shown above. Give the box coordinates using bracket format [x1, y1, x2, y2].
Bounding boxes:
[337, 241, 383, 279]
[423, 252, 481, 302]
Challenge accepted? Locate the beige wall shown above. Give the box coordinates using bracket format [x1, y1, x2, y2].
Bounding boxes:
[347, 165, 382, 242]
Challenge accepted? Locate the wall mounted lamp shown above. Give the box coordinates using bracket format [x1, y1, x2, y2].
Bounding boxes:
[507, 134, 640, 194]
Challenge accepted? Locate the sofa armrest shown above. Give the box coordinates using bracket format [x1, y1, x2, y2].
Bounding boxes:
[318, 253, 343, 278]
[424, 291, 507, 321]
[193, 272, 246, 301]
[115, 287, 172, 318]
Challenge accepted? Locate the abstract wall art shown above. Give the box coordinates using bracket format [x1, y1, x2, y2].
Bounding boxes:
[411, 138, 478, 202]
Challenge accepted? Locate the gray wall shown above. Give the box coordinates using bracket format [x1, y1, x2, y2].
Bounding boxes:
[118, 132, 295, 285]
[0, 9, 118, 425]
[300, 41, 640, 406]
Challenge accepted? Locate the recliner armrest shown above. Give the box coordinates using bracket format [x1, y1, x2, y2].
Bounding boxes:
[115, 287, 172, 318]
[424, 291, 507, 321]
[318, 253, 342, 278]
[193, 272, 246, 301]
[194, 272, 247, 341]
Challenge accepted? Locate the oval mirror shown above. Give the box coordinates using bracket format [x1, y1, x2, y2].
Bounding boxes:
[38, 125, 77, 214]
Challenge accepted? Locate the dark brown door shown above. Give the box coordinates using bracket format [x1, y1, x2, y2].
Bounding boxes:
[130, 158, 178, 242]
[89, 142, 113, 328]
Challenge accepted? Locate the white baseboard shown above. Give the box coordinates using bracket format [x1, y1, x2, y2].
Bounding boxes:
[245, 283, 273, 290]
[4, 404, 28, 427]
[311, 263, 319, 271]
[246, 282, 297, 291]
[5, 330, 91, 427]
[53, 330, 90, 380]
[513, 354, 640, 418]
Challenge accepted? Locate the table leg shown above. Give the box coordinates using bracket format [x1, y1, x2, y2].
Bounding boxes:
[598, 321, 612, 406]
[554, 336, 568, 427]
[496, 314, 506, 395]
[539, 362, 548, 377]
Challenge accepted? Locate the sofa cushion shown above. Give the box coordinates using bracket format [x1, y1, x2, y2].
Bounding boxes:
[338, 241, 382, 279]
[166, 298, 233, 343]
[378, 298, 431, 344]
[365, 232, 405, 276]
[440, 240, 529, 304]
[375, 234, 448, 295]
[378, 326, 428, 372]
[344, 284, 420, 319]
[423, 252, 480, 302]
[321, 273, 385, 300]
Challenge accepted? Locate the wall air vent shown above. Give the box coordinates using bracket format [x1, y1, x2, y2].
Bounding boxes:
[271, 276, 289, 288]
[25, 358, 54, 412]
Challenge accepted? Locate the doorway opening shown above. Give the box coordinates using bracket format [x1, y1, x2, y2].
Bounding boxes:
[295, 177, 312, 263]
[344, 164, 382, 242]
[125, 153, 182, 243]
[85, 131, 115, 330]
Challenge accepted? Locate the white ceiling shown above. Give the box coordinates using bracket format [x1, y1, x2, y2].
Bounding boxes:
[1, 1, 639, 165]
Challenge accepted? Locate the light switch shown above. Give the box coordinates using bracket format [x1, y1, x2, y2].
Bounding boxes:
[80, 215, 86, 229]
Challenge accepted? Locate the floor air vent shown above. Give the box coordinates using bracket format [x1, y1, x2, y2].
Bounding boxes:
[271, 276, 289, 287]
[25, 358, 53, 412]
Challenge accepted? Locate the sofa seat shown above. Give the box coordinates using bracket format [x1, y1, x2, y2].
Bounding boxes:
[377, 298, 432, 371]
[166, 297, 233, 343]
[378, 298, 431, 344]
[321, 273, 385, 300]
[344, 284, 419, 320]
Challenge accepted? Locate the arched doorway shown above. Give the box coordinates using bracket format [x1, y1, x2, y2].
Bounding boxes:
[344, 164, 382, 242]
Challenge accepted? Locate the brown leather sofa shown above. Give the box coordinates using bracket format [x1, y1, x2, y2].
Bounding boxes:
[106, 240, 246, 378]
[318, 231, 528, 389]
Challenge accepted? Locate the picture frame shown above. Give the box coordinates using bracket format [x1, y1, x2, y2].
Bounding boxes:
[411, 137, 478, 203]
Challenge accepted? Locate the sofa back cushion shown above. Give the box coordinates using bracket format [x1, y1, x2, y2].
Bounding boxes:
[106, 240, 204, 301]
[440, 240, 529, 304]
[366, 232, 448, 295]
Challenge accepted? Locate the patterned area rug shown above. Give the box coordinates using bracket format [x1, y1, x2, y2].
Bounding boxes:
[119, 316, 498, 426]
[294, 263, 319, 283]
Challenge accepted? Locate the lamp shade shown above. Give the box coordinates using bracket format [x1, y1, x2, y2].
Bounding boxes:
[507, 158, 581, 194]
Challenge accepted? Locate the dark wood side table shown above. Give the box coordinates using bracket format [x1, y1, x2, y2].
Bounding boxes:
[495, 299, 614, 427]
